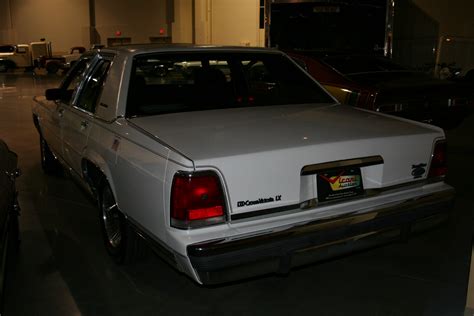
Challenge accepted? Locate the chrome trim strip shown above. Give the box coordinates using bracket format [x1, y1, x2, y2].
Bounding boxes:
[231, 203, 300, 221]
[125, 217, 178, 267]
[190, 187, 455, 258]
[301, 155, 384, 175]
[231, 178, 445, 222]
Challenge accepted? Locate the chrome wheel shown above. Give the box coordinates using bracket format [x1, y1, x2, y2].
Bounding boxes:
[101, 186, 122, 249]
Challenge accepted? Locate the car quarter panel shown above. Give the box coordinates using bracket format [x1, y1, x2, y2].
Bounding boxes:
[86, 118, 190, 245]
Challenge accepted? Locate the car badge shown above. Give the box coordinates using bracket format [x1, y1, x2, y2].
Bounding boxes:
[411, 163, 427, 179]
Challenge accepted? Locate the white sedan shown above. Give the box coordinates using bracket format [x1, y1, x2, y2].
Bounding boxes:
[32, 45, 454, 284]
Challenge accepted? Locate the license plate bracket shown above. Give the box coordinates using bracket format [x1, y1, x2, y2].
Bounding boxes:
[317, 167, 364, 203]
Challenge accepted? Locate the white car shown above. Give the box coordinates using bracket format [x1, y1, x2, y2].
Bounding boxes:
[32, 45, 455, 284]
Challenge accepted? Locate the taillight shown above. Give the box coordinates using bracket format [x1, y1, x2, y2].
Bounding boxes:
[428, 140, 448, 178]
[171, 171, 226, 229]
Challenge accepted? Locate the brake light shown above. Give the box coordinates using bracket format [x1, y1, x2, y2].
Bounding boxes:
[171, 172, 226, 229]
[428, 140, 448, 178]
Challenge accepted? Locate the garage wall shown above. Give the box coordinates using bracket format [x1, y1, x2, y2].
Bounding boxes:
[172, 0, 193, 43]
[193, 0, 263, 46]
[210, 0, 261, 46]
[0, 0, 14, 44]
[394, 0, 474, 72]
[94, 0, 168, 46]
[0, 0, 168, 52]
[0, 0, 89, 53]
[413, 0, 474, 38]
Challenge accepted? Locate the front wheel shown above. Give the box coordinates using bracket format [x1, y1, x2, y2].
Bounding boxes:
[99, 182, 139, 263]
[46, 61, 60, 74]
[0, 61, 9, 73]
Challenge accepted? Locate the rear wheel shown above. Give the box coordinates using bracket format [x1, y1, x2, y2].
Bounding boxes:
[99, 182, 139, 263]
[40, 136, 61, 174]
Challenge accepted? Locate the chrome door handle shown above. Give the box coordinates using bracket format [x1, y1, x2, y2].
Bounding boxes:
[80, 120, 89, 128]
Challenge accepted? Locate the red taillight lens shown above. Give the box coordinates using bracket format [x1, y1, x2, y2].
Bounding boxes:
[429, 140, 448, 178]
[171, 172, 226, 229]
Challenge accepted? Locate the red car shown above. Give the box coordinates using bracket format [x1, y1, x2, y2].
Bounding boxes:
[288, 51, 473, 128]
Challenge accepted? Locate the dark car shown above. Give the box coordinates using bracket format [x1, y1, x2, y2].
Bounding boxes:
[0, 140, 20, 311]
[289, 51, 473, 128]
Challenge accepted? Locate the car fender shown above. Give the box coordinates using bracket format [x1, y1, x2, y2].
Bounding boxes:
[81, 149, 117, 200]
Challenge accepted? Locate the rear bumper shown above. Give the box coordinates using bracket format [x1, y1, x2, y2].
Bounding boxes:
[187, 187, 455, 285]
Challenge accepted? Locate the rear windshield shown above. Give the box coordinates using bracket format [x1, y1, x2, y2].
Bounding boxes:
[126, 52, 333, 117]
[0, 45, 15, 53]
[322, 55, 408, 75]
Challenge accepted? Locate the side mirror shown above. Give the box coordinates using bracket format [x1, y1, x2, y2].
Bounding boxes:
[45, 88, 63, 101]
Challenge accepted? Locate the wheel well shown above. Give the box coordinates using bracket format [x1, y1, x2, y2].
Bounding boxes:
[32, 114, 41, 135]
[82, 160, 105, 197]
[0, 59, 17, 69]
[0, 59, 16, 69]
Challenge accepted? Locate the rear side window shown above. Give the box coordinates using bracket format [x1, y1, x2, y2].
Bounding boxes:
[126, 52, 333, 117]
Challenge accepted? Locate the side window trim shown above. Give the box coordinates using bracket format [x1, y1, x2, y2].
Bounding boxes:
[58, 54, 97, 105]
[72, 56, 112, 115]
[70, 55, 101, 106]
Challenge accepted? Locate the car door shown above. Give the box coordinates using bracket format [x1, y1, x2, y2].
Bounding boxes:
[61, 56, 112, 175]
[52, 55, 95, 163]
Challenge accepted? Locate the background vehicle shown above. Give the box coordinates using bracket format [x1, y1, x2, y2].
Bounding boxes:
[0, 140, 20, 311]
[290, 51, 473, 128]
[0, 41, 84, 74]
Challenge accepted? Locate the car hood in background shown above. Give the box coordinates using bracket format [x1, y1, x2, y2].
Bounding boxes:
[347, 71, 453, 88]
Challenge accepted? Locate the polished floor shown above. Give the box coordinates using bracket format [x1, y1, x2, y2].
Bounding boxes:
[0, 71, 473, 316]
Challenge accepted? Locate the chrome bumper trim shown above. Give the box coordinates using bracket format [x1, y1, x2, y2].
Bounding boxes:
[188, 187, 455, 284]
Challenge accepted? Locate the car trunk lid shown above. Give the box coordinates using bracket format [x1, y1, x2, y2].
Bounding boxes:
[130, 104, 443, 216]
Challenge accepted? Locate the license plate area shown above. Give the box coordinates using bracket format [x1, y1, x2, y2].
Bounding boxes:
[317, 167, 364, 203]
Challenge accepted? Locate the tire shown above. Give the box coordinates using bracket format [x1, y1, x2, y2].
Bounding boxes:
[0, 61, 8, 73]
[46, 61, 60, 74]
[99, 182, 139, 264]
[39, 136, 61, 174]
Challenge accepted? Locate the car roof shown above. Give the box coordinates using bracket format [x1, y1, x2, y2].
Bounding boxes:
[98, 43, 281, 56]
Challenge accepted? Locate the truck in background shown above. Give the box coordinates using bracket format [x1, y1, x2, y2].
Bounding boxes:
[0, 41, 84, 74]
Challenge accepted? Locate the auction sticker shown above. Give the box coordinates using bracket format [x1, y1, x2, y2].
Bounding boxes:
[317, 168, 364, 202]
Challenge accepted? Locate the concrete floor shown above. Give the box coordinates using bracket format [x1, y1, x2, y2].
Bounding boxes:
[0, 71, 473, 316]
